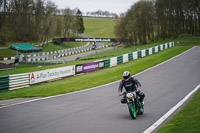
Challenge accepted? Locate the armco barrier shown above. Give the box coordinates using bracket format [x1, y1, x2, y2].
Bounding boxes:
[0, 76, 9, 91]
[9, 73, 30, 90]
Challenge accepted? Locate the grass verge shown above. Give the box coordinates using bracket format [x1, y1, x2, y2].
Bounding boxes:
[157, 89, 200, 133]
[0, 45, 192, 100]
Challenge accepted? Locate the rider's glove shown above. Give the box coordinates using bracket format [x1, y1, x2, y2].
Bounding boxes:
[137, 86, 141, 92]
[118, 92, 123, 96]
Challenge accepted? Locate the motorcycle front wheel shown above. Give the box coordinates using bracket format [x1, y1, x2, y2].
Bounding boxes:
[127, 103, 136, 119]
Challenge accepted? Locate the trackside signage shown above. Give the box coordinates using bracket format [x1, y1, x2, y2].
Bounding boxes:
[75, 61, 104, 74]
[60, 38, 120, 42]
[30, 65, 75, 84]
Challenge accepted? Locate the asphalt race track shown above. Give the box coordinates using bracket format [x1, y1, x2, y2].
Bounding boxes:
[0, 46, 200, 133]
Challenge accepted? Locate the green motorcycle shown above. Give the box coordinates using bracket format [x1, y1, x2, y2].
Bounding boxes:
[122, 91, 144, 119]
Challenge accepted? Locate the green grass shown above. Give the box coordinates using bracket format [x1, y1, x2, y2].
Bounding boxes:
[0, 45, 192, 100]
[83, 17, 117, 38]
[0, 48, 21, 58]
[157, 89, 200, 133]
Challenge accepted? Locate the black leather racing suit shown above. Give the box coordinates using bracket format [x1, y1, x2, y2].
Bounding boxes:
[118, 77, 145, 103]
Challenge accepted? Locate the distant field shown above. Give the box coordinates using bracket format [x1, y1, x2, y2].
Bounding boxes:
[83, 17, 117, 38]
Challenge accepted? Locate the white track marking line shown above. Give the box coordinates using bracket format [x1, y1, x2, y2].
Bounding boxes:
[143, 83, 200, 133]
[0, 46, 196, 109]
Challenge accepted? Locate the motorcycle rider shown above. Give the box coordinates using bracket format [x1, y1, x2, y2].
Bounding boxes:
[118, 71, 145, 105]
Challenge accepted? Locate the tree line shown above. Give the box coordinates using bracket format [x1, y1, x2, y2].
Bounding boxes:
[0, 0, 85, 45]
[86, 10, 119, 18]
[115, 0, 200, 46]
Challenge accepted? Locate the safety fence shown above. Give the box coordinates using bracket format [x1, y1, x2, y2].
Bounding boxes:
[0, 42, 174, 91]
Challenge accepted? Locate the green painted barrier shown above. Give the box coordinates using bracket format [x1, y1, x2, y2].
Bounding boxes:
[128, 53, 133, 61]
[0, 76, 9, 91]
[163, 44, 165, 50]
[117, 56, 123, 64]
[168, 43, 170, 48]
[158, 45, 161, 51]
[137, 51, 142, 58]
[152, 47, 155, 54]
[145, 49, 149, 56]
[104, 59, 110, 68]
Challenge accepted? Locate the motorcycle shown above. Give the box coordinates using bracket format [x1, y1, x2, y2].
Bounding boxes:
[120, 91, 144, 119]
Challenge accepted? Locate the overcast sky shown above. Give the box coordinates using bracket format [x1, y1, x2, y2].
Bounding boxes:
[50, 0, 140, 15]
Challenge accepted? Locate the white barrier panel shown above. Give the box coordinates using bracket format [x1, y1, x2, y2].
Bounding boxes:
[133, 52, 138, 59]
[123, 54, 128, 63]
[110, 57, 117, 67]
[160, 44, 163, 51]
[9, 73, 30, 89]
[155, 46, 158, 53]
[149, 48, 152, 55]
[141, 50, 146, 57]
[165, 43, 168, 49]
[30, 65, 75, 84]
[170, 42, 172, 47]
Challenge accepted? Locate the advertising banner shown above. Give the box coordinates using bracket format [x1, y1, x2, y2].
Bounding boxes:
[83, 62, 99, 73]
[98, 61, 105, 69]
[60, 38, 120, 42]
[76, 64, 83, 74]
[76, 61, 105, 74]
[30, 65, 75, 84]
